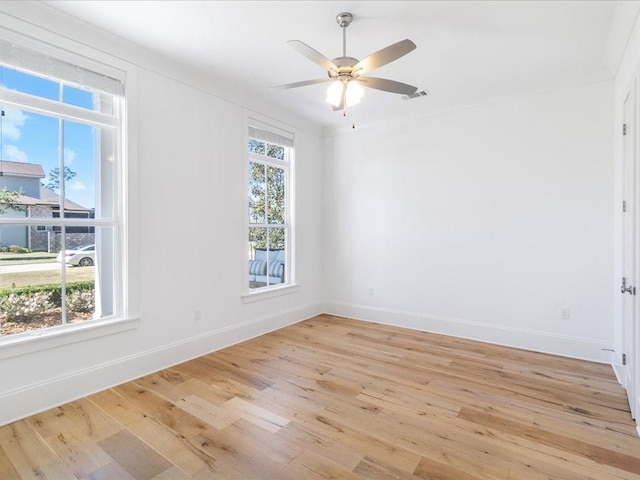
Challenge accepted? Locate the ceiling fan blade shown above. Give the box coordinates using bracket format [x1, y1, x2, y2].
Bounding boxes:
[287, 40, 338, 73]
[271, 78, 331, 90]
[358, 77, 418, 95]
[352, 39, 417, 75]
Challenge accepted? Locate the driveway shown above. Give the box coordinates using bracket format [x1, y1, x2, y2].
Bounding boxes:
[0, 262, 60, 274]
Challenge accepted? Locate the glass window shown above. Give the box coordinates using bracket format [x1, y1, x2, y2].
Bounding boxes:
[0, 36, 124, 339]
[247, 127, 292, 291]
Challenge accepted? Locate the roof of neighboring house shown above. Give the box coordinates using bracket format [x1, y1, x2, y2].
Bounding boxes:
[0, 160, 45, 178]
[18, 186, 91, 212]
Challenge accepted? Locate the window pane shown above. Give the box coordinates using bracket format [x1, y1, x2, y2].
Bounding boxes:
[247, 227, 286, 289]
[249, 162, 266, 224]
[266, 166, 285, 224]
[61, 228, 95, 325]
[0, 107, 57, 184]
[63, 84, 94, 110]
[266, 143, 285, 160]
[63, 119, 97, 214]
[267, 228, 286, 286]
[61, 85, 115, 115]
[248, 227, 266, 257]
[248, 227, 266, 290]
[248, 139, 265, 155]
[0, 66, 59, 101]
[268, 227, 286, 251]
[0, 225, 63, 337]
[65, 226, 114, 323]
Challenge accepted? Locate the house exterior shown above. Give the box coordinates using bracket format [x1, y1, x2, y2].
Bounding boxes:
[0, 160, 93, 251]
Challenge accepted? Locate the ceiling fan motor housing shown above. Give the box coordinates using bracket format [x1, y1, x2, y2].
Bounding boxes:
[328, 56, 360, 79]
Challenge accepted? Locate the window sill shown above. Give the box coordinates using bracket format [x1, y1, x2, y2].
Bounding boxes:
[242, 283, 300, 303]
[0, 316, 140, 360]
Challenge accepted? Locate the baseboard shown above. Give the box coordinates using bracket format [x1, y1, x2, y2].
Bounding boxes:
[324, 301, 613, 364]
[0, 301, 323, 427]
[613, 364, 625, 386]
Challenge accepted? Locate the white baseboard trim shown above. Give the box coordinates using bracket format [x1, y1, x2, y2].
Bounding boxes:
[0, 301, 323, 427]
[613, 364, 625, 386]
[324, 301, 613, 364]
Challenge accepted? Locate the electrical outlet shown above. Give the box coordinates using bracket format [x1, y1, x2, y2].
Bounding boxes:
[560, 308, 570, 320]
[194, 309, 201, 322]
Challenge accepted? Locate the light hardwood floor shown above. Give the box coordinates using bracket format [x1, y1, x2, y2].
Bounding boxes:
[1, 314, 639, 479]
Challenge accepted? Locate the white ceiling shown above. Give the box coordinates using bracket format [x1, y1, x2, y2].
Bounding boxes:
[44, 1, 618, 129]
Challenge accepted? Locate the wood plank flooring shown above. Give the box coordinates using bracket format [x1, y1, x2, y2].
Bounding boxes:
[1, 314, 639, 479]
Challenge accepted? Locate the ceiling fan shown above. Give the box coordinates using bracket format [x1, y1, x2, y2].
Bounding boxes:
[274, 12, 418, 111]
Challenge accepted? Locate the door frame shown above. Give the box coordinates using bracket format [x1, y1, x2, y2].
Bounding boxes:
[622, 80, 638, 419]
[618, 71, 640, 430]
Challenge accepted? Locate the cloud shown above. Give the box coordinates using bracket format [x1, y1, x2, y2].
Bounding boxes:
[2, 144, 28, 163]
[68, 180, 86, 191]
[64, 147, 77, 165]
[1, 107, 28, 141]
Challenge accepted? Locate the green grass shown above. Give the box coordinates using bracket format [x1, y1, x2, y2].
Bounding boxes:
[0, 267, 95, 289]
[0, 252, 57, 265]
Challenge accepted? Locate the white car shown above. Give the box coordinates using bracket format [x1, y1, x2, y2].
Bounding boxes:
[56, 244, 95, 266]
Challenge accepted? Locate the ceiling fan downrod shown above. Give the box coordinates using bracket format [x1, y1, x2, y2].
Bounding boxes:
[336, 12, 352, 58]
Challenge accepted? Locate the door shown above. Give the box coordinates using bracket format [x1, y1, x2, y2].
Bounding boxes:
[0, 207, 28, 248]
[622, 82, 637, 419]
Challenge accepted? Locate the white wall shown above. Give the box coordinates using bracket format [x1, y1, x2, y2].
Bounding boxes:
[0, 3, 324, 425]
[324, 81, 615, 362]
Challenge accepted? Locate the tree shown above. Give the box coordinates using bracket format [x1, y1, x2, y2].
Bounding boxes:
[248, 160, 286, 250]
[0, 187, 25, 214]
[45, 166, 76, 191]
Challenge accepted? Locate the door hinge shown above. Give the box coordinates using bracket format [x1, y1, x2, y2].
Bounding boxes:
[623, 353, 627, 365]
[623, 200, 627, 213]
[623, 123, 627, 136]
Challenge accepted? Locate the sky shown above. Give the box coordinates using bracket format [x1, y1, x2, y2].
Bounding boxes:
[0, 66, 100, 209]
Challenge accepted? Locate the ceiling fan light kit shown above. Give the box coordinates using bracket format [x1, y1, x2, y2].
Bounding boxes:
[273, 11, 419, 127]
[326, 80, 364, 107]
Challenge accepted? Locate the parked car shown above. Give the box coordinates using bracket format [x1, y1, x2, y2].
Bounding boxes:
[56, 244, 95, 266]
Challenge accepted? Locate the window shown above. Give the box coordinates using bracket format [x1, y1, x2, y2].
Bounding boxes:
[247, 124, 293, 291]
[52, 210, 95, 234]
[0, 33, 125, 338]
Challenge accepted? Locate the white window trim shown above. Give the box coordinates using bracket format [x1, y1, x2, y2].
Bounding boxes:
[0, 316, 140, 361]
[242, 113, 297, 300]
[0, 27, 139, 353]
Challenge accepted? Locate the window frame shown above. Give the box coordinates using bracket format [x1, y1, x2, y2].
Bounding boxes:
[0, 28, 138, 353]
[243, 116, 298, 300]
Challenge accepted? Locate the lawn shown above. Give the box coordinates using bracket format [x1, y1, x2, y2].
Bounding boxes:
[0, 267, 95, 289]
[0, 252, 58, 266]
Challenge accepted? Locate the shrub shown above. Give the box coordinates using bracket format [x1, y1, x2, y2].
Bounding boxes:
[0, 281, 94, 307]
[7, 245, 32, 254]
[0, 282, 95, 322]
[67, 289, 95, 313]
[1, 291, 54, 322]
